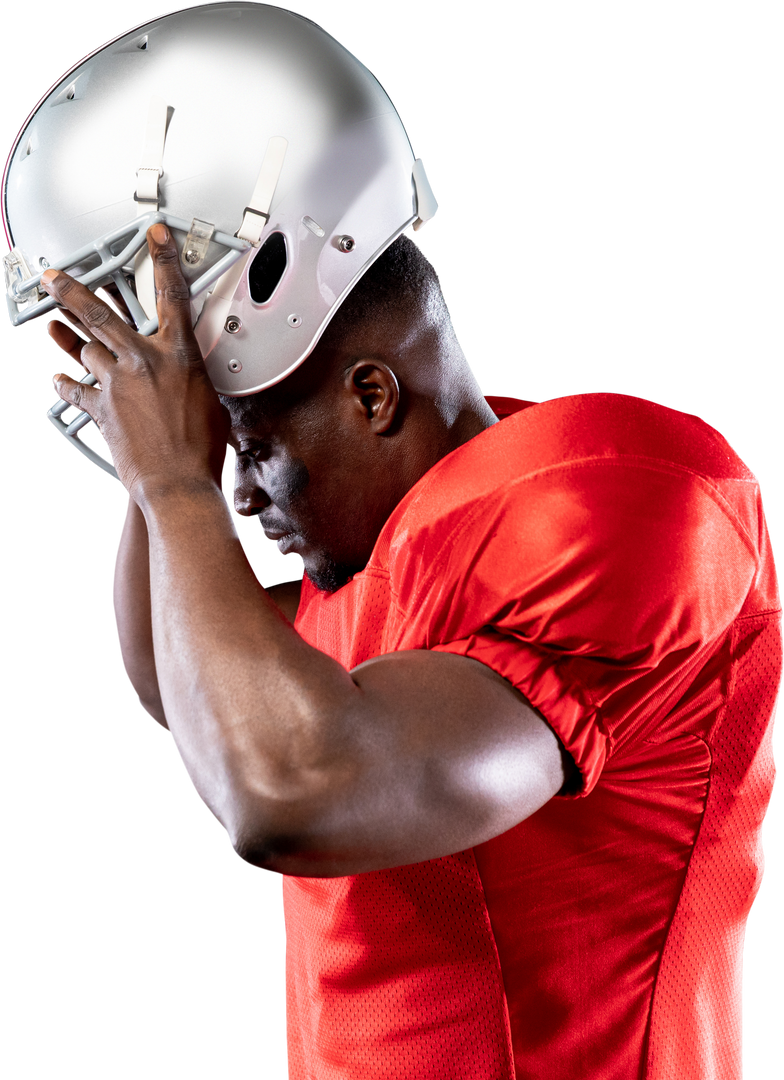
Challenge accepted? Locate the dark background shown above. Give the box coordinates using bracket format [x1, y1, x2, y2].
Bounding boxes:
[7, 4, 781, 1075]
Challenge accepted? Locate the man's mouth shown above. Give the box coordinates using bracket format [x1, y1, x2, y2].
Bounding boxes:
[258, 516, 300, 552]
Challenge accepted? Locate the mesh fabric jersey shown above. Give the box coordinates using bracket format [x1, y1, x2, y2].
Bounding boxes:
[285, 394, 780, 1080]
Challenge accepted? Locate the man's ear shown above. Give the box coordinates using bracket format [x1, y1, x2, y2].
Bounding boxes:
[345, 361, 400, 433]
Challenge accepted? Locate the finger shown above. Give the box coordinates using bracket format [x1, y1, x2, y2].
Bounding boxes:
[79, 338, 117, 382]
[54, 280, 133, 334]
[53, 372, 102, 419]
[100, 281, 133, 324]
[48, 320, 88, 368]
[49, 319, 116, 381]
[147, 223, 195, 344]
[40, 268, 138, 357]
[61, 306, 119, 348]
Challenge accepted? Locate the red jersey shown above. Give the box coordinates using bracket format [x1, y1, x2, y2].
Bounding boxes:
[286, 394, 780, 1080]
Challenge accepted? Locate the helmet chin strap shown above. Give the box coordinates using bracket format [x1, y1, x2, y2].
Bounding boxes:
[193, 135, 288, 358]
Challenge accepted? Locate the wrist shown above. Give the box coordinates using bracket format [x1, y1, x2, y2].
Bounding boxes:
[134, 473, 225, 520]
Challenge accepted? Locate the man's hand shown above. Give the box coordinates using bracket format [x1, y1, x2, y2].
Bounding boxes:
[44, 223, 228, 502]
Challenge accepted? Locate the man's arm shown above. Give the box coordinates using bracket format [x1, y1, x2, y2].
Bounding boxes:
[113, 498, 302, 729]
[139, 481, 566, 877]
[114, 499, 168, 727]
[43, 227, 568, 877]
[51, 298, 298, 734]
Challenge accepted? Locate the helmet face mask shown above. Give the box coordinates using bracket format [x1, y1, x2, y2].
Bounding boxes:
[2, 2, 436, 472]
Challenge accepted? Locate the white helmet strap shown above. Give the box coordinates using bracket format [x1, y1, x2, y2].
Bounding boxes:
[193, 135, 288, 357]
[237, 136, 288, 244]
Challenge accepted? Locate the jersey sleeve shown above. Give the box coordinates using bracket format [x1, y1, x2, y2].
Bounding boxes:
[387, 456, 760, 796]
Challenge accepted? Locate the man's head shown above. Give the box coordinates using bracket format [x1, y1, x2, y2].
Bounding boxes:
[223, 236, 495, 591]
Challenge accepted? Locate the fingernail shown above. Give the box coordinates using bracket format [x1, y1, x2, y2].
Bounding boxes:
[150, 223, 169, 244]
[41, 268, 59, 287]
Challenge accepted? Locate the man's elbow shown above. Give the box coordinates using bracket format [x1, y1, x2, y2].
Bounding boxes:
[231, 826, 301, 873]
[227, 797, 353, 878]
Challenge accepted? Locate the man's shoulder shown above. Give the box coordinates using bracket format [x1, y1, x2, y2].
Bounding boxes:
[363, 392, 765, 626]
[381, 392, 754, 551]
[481, 392, 754, 482]
[299, 392, 770, 670]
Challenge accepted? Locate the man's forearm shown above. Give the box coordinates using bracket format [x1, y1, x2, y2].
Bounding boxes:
[139, 480, 360, 851]
[114, 498, 168, 727]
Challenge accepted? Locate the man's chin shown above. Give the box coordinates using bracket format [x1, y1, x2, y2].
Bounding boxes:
[303, 556, 357, 595]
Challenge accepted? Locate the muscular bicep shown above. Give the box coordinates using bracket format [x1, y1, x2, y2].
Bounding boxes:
[244, 650, 571, 877]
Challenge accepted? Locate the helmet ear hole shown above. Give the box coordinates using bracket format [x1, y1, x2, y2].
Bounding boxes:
[249, 231, 287, 304]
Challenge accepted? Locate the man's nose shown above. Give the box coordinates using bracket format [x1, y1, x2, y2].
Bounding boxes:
[234, 459, 272, 516]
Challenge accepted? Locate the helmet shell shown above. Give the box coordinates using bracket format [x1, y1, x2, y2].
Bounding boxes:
[3, 3, 422, 394]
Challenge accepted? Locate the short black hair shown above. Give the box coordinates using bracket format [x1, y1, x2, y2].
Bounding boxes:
[324, 234, 448, 338]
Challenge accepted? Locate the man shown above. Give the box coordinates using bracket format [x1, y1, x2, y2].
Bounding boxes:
[38, 221, 779, 1078]
[35, 223, 781, 1075]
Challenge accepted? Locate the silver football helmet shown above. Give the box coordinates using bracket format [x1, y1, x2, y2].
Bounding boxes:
[2, 2, 437, 475]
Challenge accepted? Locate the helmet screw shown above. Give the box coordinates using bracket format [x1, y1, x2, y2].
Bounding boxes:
[224, 316, 242, 334]
[184, 248, 200, 265]
[228, 359, 242, 373]
[337, 235, 355, 253]
[287, 313, 302, 327]
[39, 257, 50, 270]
